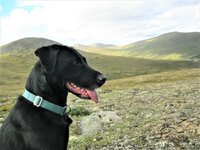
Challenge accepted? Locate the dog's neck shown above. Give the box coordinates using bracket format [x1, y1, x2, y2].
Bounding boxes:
[25, 61, 67, 107]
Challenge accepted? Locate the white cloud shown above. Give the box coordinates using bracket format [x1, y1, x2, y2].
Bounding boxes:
[1, 0, 200, 46]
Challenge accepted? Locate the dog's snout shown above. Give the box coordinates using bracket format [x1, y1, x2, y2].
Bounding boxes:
[97, 74, 107, 85]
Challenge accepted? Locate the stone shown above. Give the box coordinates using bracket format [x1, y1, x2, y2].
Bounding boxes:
[154, 134, 162, 139]
[80, 111, 122, 136]
[180, 121, 190, 128]
[97, 111, 122, 123]
[0, 117, 4, 124]
[80, 113, 102, 136]
[196, 127, 200, 135]
[176, 127, 184, 133]
[162, 128, 172, 134]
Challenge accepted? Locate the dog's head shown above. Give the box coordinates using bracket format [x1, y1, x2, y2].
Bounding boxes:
[35, 44, 106, 103]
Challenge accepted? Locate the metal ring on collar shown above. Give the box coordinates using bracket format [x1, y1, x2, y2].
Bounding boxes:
[63, 105, 71, 115]
[33, 96, 43, 107]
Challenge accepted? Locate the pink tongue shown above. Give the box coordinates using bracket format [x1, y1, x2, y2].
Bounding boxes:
[86, 89, 99, 103]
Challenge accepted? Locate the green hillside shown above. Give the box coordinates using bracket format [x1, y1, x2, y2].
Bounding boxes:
[74, 32, 200, 61]
[82, 52, 199, 79]
[74, 44, 124, 57]
[1, 32, 200, 61]
[1, 37, 199, 80]
[124, 32, 200, 60]
[0, 49, 199, 114]
[0, 50, 199, 85]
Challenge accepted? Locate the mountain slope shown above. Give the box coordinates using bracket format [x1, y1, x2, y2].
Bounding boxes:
[74, 32, 200, 61]
[0, 37, 60, 53]
[124, 32, 200, 60]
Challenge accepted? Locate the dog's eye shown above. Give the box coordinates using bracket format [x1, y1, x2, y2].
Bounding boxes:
[73, 60, 80, 65]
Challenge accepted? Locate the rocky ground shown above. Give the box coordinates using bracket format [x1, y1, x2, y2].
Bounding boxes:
[68, 69, 200, 150]
[0, 69, 200, 150]
[98, 78, 200, 150]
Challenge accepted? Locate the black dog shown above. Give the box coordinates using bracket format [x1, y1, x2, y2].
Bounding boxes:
[0, 45, 106, 150]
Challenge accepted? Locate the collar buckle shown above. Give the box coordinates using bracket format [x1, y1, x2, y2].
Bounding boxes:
[33, 96, 43, 107]
[63, 105, 71, 115]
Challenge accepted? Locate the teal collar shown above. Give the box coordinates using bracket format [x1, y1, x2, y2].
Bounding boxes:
[22, 89, 70, 116]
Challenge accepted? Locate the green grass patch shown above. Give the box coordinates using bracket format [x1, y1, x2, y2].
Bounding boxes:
[70, 106, 91, 116]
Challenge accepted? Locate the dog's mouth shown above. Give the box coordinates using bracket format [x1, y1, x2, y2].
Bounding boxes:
[66, 82, 99, 103]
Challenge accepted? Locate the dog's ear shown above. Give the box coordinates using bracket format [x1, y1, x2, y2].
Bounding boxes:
[35, 46, 60, 72]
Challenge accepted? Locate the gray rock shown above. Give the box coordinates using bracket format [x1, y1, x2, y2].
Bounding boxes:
[80, 111, 122, 136]
[97, 111, 122, 123]
[80, 113, 102, 136]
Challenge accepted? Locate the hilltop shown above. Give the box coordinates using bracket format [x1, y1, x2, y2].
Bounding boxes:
[0, 37, 60, 53]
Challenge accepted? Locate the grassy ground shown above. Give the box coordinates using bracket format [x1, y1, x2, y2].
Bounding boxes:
[67, 69, 200, 150]
[0, 51, 200, 149]
[0, 51, 198, 114]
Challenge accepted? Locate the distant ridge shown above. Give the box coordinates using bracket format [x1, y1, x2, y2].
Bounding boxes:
[0, 37, 60, 53]
[74, 32, 200, 61]
[1, 32, 200, 61]
[89, 43, 117, 48]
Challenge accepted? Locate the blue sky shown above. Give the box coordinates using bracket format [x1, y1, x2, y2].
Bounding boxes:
[1, 0, 200, 45]
[1, 0, 35, 15]
[1, 0, 16, 15]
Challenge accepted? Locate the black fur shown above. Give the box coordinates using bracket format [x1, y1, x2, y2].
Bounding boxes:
[0, 45, 106, 150]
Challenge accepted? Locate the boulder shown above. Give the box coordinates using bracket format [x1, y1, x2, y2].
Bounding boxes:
[97, 111, 122, 123]
[80, 111, 122, 136]
[80, 113, 102, 136]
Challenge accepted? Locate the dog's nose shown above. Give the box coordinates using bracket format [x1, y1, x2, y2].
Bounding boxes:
[97, 74, 107, 85]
